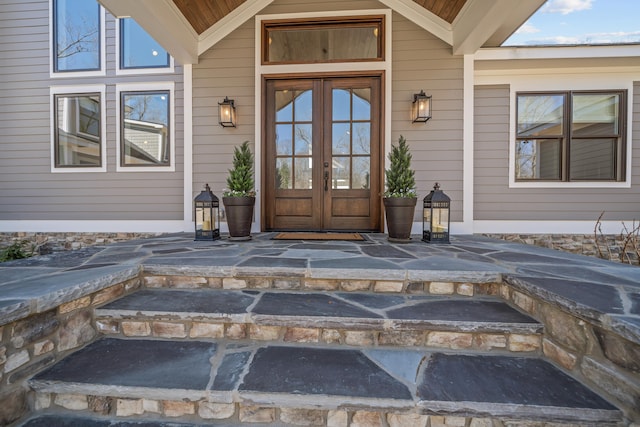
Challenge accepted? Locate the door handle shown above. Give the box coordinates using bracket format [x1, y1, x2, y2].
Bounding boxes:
[324, 171, 329, 191]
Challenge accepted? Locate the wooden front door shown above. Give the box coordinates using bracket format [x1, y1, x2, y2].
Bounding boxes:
[264, 76, 382, 231]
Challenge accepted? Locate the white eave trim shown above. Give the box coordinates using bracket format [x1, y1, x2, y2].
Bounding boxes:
[378, 0, 452, 45]
[476, 44, 640, 61]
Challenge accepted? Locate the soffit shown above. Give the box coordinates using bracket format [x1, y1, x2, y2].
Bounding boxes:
[99, 0, 545, 64]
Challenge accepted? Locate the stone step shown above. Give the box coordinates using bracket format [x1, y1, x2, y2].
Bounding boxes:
[28, 337, 622, 426]
[94, 288, 543, 353]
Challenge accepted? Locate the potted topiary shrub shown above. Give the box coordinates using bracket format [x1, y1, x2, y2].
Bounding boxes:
[223, 141, 256, 240]
[383, 135, 417, 242]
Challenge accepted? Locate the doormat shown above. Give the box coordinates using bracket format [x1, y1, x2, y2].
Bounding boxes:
[273, 232, 365, 241]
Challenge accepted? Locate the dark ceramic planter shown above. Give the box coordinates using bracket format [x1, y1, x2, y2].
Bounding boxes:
[222, 196, 255, 240]
[383, 197, 417, 242]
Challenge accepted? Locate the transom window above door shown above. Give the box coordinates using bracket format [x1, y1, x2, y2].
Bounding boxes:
[262, 16, 384, 64]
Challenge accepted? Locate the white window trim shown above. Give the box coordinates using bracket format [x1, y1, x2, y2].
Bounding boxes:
[49, 0, 106, 78]
[476, 70, 634, 189]
[115, 82, 176, 172]
[115, 18, 175, 76]
[50, 85, 107, 173]
[254, 9, 393, 231]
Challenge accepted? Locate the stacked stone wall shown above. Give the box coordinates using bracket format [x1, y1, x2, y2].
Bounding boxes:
[0, 232, 163, 255]
[0, 278, 141, 425]
[501, 282, 640, 422]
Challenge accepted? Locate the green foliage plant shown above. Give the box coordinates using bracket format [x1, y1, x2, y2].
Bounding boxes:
[0, 240, 34, 262]
[384, 135, 417, 198]
[224, 141, 256, 197]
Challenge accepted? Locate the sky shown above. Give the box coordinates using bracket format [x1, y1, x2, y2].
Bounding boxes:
[503, 0, 640, 46]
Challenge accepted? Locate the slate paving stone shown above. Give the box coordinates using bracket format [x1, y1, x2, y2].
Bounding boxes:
[311, 256, 403, 270]
[98, 289, 256, 314]
[386, 300, 539, 324]
[402, 256, 506, 272]
[488, 251, 587, 265]
[240, 346, 412, 400]
[361, 245, 416, 259]
[238, 256, 308, 268]
[517, 276, 625, 315]
[336, 292, 410, 309]
[212, 351, 252, 390]
[0, 267, 56, 285]
[33, 338, 216, 390]
[364, 349, 426, 384]
[0, 247, 103, 268]
[252, 292, 381, 318]
[417, 353, 617, 409]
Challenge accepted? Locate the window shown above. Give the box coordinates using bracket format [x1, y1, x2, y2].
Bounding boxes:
[515, 91, 626, 182]
[119, 18, 170, 70]
[51, 86, 106, 171]
[117, 83, 174, 171]
[52, 0, 101, 73]
[263, 16, 384, 64]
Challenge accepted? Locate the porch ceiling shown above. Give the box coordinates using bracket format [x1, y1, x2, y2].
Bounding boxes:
[98, 0, 545, 64]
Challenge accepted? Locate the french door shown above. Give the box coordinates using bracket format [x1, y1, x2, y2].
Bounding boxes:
[264, 76, 382, 231]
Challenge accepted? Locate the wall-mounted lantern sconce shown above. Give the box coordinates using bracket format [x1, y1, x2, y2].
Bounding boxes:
[194, 183, 220, 241]
[423, 182, 450, 243]
[218, 97, 236, 127]
[412, 90, 432, 123]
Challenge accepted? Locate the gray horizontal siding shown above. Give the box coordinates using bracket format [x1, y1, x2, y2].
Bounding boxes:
[474, 83, 640, 222]
[0, 0, 185, 222]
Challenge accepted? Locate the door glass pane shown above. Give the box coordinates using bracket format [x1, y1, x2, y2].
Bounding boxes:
[54, 93, 102, 167]
[294, 158, 312, 189]
[275, 124, 292, 155]
[294, 90, 312, 121]
[294, 124, 312, 154]
[352, 88, 371, 120]
[570, 138, 616, 180]
[332, 123, 351, 155]
[352, 123, 370, 154]
[353, 157, 370, 189]
[275, 90, 293, 122]
[276, 158, 292, 189]
[517, 94, 564, 137]
[516, 139, 561, 180]
[332, 156, 350, 189]
[572, 94, 619, 137]
[121, 91, 170, 166]
[333, 89, 350, 121]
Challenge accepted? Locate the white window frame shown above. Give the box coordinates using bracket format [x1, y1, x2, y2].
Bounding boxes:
[116, 82, 176, 172]
[49, 0, 106, 78]
[50, 85, 107, 173]
[115, 18, 175, 76]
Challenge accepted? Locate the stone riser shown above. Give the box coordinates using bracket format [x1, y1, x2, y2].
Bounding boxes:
[31, 392, 619, 427]
[95, 316, 543, 354]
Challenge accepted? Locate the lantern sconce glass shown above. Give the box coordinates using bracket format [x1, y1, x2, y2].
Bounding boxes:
[218, 96, 236, 127]
[412, 90, 432, 123]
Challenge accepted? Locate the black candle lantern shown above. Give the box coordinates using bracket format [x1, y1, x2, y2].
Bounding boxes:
[423, 182, 450, 243]
[194, 183, 220, 241]
[218, 97, 236, 127]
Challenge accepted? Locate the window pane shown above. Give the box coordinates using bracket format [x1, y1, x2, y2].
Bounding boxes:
[333, 89, 350, 121]
[572, 94, 620, 137]
[352, 88, 371, 120]
[516, 139, 561, 180]
[294, 90, 312, 121]
[352, 123, 370, 154]
[266, 22, 381, 63]
[570, 138, 616, 180]
[55, 94, 101, 167]
[121, 92, 170, 166]
[332, 123, 350, 155]
[353, 157, 370, 189]
[294, 158, 312, 189]
[120, 18, 169, 69]
[332, 156, 350, 189]
[517, 94, 564, 137]
[275, 124, 292, 155]
[54, 0, 100, 72]
[294, 124, 312, 154]
[275, 90, 293, 122]
[276, 158, 292, 189]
